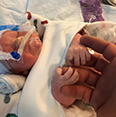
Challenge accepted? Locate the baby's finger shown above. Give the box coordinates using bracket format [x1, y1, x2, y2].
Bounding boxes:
[86, 49, 91, 61]
[54, 66, 62, 77]
[66, 48, 73, 59]
[74, 52, 80, 66]
[80, 49, 86, 65]
[62, 67, 74, 80]
[66, 51, 73, 64]
[65, 69, 79, 85]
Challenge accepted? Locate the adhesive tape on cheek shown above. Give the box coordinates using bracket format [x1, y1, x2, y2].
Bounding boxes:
[17, 26, 35, 57]
[0, 29, 10, 38]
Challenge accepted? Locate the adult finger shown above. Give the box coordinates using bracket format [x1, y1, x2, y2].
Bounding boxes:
[60, 67, 101, 107]
[61, 67, 100, 103]
[65, 69, 79, 85]
[77, 67, 100, 86]
[66, 48, 73, 63]
[80, 35, 116, 62]
[84, 52, 110, 73]
[61, 85, 93, 103]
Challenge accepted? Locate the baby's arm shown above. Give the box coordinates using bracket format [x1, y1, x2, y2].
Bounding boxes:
[51, 66, 79, 107]
[66, 32, 91, 66]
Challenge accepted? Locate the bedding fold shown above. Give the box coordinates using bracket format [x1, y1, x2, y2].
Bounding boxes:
[18, 20, 87, 117]
[0, 74, 26, 94]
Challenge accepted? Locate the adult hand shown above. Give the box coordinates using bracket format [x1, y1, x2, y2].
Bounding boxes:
[61, 35, 116, 117]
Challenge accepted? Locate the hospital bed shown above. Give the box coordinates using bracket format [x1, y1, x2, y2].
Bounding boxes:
[0, 0, 116, 117]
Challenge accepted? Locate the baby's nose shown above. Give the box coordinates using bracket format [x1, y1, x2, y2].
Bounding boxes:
[14, 36, 23, 51]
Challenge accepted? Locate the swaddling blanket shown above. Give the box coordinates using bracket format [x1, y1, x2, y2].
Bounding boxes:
[0, 74, 25, 94]
[18, 20, 116, 117]
[0, 74, 25, 117]
[18, 21, 87, 117]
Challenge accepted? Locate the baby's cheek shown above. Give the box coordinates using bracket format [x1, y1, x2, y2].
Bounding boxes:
[23, 53, 37, 66]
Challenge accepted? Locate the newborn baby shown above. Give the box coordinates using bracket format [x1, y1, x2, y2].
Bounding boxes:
[0, 29, 42, 75]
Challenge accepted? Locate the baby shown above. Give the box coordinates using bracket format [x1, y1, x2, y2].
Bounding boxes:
[0, 29, 42, 76]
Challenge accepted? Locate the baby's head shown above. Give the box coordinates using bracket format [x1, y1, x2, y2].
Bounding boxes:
[0, 30, 42, 76]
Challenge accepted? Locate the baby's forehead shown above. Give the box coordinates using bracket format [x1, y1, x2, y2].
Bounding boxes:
[0, 30, 11, 38]
[1, 30, 17, 37]
[1, 30, 27, 38]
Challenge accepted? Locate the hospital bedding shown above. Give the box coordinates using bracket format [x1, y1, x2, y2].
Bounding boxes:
[0, 0, 116, 117]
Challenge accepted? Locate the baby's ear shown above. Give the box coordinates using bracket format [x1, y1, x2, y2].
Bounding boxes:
[15, 70, 29, 76]
[22, 70, 29, 76]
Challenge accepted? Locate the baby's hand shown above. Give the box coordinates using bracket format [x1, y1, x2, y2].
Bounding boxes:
[52, 66, 79, 88]
[66, 33, 91, 66]
[51, 66, 79, 106]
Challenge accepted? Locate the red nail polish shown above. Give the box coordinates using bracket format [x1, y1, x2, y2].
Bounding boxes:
[58, 66, 61, 68]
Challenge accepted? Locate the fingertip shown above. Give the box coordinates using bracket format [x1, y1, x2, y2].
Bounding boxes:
[58, 66, 61, 68]
[66, 54, 73, 62]
[55, 66, 62, 74]
[68, 66, 73, 72]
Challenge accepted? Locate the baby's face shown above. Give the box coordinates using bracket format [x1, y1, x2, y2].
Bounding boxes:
[0, 30, 42, 75]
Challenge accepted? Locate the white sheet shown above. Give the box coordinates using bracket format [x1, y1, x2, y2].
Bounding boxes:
[0, 0, 27, 25]
[0, 0, 116, 25]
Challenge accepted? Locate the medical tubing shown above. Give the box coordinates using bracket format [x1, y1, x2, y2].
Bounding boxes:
[17, 27, 35, 57]
[10, 51, 20, 60]
[0, 51, 16, 60]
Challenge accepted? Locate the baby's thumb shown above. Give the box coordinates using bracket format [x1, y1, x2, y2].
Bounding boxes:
[55, 66, 62, 76]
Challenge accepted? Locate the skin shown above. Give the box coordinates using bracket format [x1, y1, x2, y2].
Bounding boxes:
[0, 30, 42, 75]
[51, 66, 79, 106]
[66, 33, 91, 66]
[61, 35, 116, 117]
[51, 33, 91, 106]
[1, 31, 90, 76]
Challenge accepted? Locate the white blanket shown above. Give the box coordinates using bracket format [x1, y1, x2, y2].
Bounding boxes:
[18, 21, 88, 117]
[18, 20, 116, 117]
